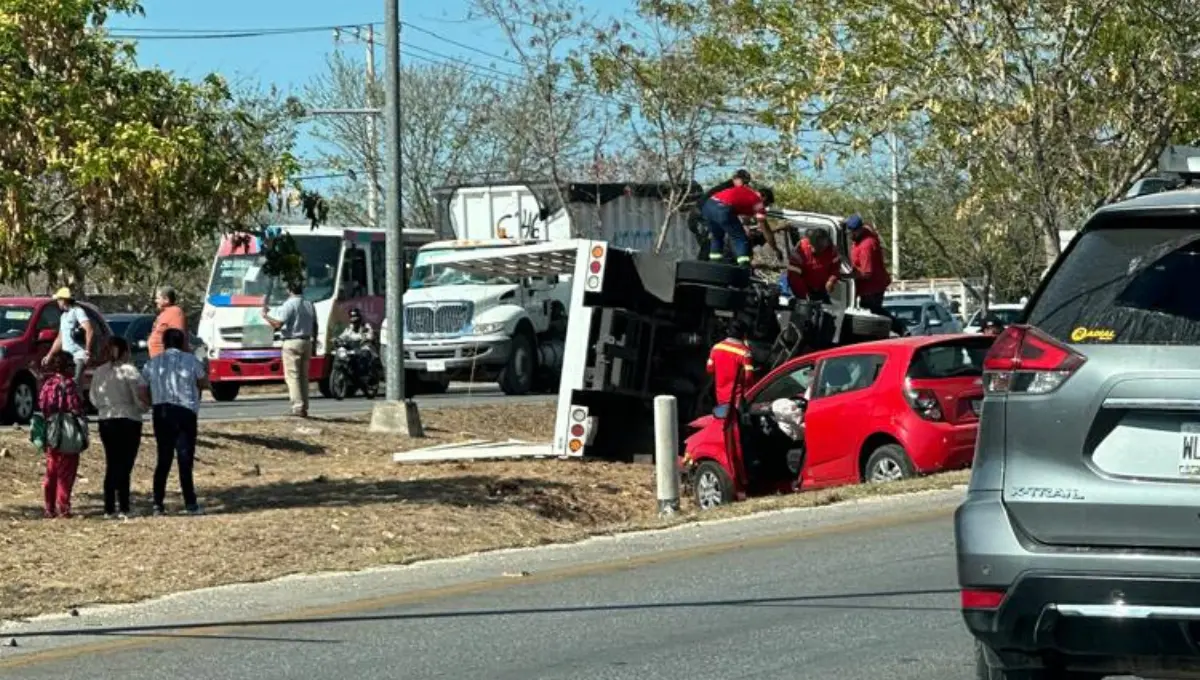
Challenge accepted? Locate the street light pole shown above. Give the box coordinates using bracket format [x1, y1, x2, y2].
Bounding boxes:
[370, 0, 423, 436]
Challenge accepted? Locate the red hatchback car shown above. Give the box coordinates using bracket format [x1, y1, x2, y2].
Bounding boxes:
[0, 297, 110, 424]
[682, 333, 996, 508]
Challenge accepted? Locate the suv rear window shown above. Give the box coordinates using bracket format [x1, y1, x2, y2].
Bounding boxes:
[1026, 216, 1200, 345]
[908, 337, 993, 379]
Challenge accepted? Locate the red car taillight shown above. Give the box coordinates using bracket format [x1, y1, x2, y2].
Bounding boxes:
[982, 324, 1085, 396]
[903, 378, 944, 421]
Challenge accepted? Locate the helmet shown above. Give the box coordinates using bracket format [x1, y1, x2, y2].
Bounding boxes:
[348, 308, 362, 321]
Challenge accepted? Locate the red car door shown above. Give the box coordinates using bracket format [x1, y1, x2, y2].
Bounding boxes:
[802, 352, 889, 487]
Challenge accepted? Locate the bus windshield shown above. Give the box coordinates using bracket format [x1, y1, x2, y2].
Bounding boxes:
[207, 234, 342, 305]
[409, 248, 519, 289]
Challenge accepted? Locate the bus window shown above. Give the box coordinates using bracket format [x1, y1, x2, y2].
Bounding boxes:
[370, 240, 386, 296]
[206, 233, 342, 306]
[340, 245, 369, 300]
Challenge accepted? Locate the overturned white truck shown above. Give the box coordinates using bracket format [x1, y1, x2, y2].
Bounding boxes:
[395, 209, 895, 463]
[382, 181, 702, 396]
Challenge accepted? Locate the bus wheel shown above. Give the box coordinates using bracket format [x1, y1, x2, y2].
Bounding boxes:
[210, 383, 241, 402]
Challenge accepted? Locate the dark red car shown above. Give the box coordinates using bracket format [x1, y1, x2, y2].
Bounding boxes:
[0, 297, 111, 424]
[682, 333, 995, 508]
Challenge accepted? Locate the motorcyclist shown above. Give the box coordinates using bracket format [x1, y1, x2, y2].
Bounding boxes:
[980, 315, 1005, 336]
[338, 308, 377, 376]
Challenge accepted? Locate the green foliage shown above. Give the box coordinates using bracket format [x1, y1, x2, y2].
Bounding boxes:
[646, 0, 1200, 268]
[0, 0, 304, 289]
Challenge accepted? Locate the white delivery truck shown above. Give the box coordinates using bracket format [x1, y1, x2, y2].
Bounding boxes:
[381, 181, 702, 395]
[392, 210, 895, 463]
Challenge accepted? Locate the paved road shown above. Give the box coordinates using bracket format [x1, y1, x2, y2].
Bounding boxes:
[197, 383, 553, 421]
[0, 497, 983, 679]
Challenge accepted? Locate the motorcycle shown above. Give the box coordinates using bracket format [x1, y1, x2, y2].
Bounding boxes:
[329, 336, 382, 400]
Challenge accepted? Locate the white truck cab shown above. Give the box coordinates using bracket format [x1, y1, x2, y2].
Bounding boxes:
[381, 238, 570, 395]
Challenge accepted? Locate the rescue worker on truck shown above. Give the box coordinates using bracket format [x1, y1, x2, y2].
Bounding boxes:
[706, 317, 756, 419]
[702, 177, 771, 267]
[842, 214, 906, 335]
[786, 228, 842, 303]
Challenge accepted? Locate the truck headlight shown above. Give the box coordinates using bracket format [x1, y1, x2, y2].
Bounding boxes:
[471, 322, 505, 335]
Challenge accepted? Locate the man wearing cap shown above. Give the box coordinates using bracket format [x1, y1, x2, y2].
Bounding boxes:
[43, 288, 93, 395]
[843, 215, 892, 309]
[702, 174, 771, 267]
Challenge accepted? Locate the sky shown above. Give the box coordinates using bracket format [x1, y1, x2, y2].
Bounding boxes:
[110, 0, 851, 187]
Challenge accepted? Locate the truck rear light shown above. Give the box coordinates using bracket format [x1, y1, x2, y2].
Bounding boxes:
[566, 405, 591, 455]
[584, 242, 606, 292]
[982, 325, 1085, 395]
[902, 379, 944, 421]
[961, 588, 1006, 610]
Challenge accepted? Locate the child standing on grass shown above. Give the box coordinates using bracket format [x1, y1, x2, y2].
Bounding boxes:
[39, 351, 87, 518]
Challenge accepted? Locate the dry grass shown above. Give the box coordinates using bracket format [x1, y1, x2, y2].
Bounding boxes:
[0, 404, 969, 621]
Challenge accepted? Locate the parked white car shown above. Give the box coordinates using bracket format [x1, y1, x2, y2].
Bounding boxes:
[963, 303, 1025, 334]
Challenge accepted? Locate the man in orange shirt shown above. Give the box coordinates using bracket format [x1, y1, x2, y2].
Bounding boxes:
[786, 228, 842, 302]
[702, 182, 771, 266]
[706, 318, 756, 418]
[148, 286, 188, 358]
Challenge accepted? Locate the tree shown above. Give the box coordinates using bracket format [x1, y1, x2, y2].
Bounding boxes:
[646, 0, 1200, 265]
[0, 0, 302, 291]
[578, 16, 741, 252]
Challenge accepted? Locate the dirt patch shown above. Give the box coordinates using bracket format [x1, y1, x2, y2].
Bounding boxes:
[0, 404, 968, 620]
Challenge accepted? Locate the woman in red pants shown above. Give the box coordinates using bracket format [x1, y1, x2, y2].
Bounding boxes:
[39, 351, 86, 518]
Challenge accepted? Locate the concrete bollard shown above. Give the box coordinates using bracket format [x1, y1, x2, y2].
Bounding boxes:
[654, 395, 681, 516]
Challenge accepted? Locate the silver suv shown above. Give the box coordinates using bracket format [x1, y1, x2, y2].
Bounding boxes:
[957, 188, 1200, 679]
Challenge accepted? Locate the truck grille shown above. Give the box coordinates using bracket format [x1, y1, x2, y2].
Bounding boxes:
[405, 302, 473, 335]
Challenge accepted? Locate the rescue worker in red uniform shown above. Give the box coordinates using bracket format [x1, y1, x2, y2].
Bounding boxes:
[706, 318, 756, 418]
[786, 228, 841, 303]
[702, 182, 770, 267]
[843, 214, 905, 334]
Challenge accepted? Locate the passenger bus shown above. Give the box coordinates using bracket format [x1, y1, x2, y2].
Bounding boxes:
[197, 224, 434, 402]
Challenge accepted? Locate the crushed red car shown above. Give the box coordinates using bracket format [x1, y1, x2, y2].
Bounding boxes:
[682, 333, 995, 508]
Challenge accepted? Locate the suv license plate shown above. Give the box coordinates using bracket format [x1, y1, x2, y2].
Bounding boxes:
[1179, 423, 1200, 478]
[426, 359, 447, 373]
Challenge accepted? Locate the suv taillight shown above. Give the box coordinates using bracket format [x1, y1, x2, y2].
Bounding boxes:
[903, 378, 944, 421]
[982, 324, 1085, 395]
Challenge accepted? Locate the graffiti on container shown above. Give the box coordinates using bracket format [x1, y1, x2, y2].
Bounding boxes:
[611, 229, 656, 251]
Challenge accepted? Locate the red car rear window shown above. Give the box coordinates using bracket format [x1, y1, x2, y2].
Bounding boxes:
[907, 337, 994, 380]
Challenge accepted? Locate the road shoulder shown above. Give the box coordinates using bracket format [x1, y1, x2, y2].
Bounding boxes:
[0, 488, 964, 665]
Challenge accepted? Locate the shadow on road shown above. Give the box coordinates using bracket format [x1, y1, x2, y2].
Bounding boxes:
[212, 432, 327, 456]
[11, 588, 960, 641]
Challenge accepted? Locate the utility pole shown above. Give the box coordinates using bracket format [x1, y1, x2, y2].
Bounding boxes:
[889, 129, 900, 279]
[333, 24, 381, 228]
[364, 24, 380, 229]
[370, 0, 423, 435]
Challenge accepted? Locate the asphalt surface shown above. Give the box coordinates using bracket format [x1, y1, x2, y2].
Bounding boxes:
[197, 383, 553, 421]
[0, 492, 985, 680]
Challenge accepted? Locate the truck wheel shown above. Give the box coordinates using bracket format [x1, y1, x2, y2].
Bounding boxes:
[677, 284, 747, 311]
[422, 375, 450, 394]
[676, 261, 751, 288]
[499, 331, 535, 395]
[210, 382, 241, 402]
[693, 460, 735, 510]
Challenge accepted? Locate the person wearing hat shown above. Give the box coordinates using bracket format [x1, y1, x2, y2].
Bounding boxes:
[42, 287, 94, 395]
[981, 315, 1006, 336]
[842, 214, 893, 309]
[702, 174, 771, 267]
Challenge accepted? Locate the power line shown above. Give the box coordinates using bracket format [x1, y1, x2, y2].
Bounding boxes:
[400, 22, 522, 67]
[105, 21, 381, 39]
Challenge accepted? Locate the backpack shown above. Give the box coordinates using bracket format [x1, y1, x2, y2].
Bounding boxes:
[45, 382, 88, 454]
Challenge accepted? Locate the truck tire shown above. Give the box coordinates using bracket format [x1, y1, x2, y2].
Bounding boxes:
[210, 382, 241, 402]
[845, 310, 893, 338]
[675, 261, 751, 289]
[499, 330, 536, 395]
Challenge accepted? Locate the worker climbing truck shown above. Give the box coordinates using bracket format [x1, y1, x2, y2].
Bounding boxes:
[394, 209, 894, 463]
